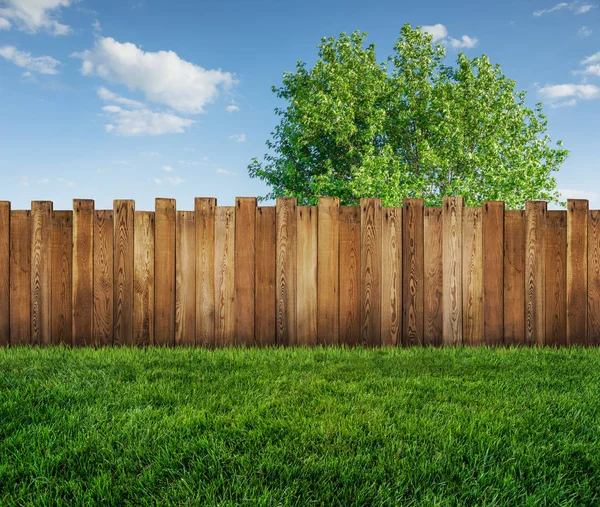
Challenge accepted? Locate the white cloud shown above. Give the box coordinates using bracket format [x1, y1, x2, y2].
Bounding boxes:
[0, 45, 60, 74]
[97, 87, 144, 108]
[57, 177, 75, 186]
[154, 175, 184, 185]
[538, 83, 600, 101]
[162, 165, 174, 172]
[575, 3, 594, 13]
[420, 24, 477, 50]
[216, 168, 233, 176]
[72, 37, 236, 114]
[19, 176, 30, 186]
[101, 105, 195, 136]
[229, 133, 246, 143]
[558, 188, 600, 201]
[582, 51, 600, 65]
[533, 2, 569, 15]
[448, 35, 478, 49]
[533, 2, 595, 16]
[421, 24, 448, 42]
[226, 104, 240, 113]
[37, 178, 50, 184]
[0, 0, 72, 35]
[551, 98, 578, 107]
[579, 64, 600, 76]
[578, 26, 593, 36]
[0, 17, 10, 29]
[153, 177, 162, 185]
[140, 151, 160, 157]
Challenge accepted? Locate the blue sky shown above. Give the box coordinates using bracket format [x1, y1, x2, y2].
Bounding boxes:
[0, 0, 599, 211]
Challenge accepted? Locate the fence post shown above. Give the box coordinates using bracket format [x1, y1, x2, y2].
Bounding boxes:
[525, 200, 547, 346]
[31, 201, 52, 346]
[195, 198, 216, 348]
[566, 199, 588, 345]
[0, 202, 9, 346]
[113, 200, 134, 346]
[276, 197, 297, 346]
[235, 197, 257, 347]
[483, 201, 504, 346]
[360, 197, 382, 347]
[73, 199, 94, 346]
[318, 197, 339, 346]
[443, 196, 464, 346]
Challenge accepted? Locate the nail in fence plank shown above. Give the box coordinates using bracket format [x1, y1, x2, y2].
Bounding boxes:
[0, 202, 9, 346]
[443, 197, 463, 346]
[113, 200, 134, 346]
[403, 199, 424, 347]
[381, 207, 401, 346]
[462, 207, 483, 346]
[155, 198, 176, 346]
[31, 201, 52, 346]
[255, 206, 276, 346]
[195, 198, 216, 347]
[525, 201, 547, 346]
[297, 206, 318, 346]
[93, 210, 113, 346]
[483, 201, 504, 345]
[10, 211, 30, 345]
[589, 210, 600, 345]
[235, 197, 256, 346]
[318, 197, 339, 346]
[73, 199, 94, 346]
[567, 199, 588, 345]
[176, 211, 195, 346]
[133, 211, 154, 347]
[215, 206, 235, 347]
[51, 210, 72, 345]
[361, 198, 382, 347]
[423, 207, 443, 346]
[504, 210, 525, 346]
[339, 206, 361, 347]
[546, 210, 567, 347]
[276, 198, 297, 346]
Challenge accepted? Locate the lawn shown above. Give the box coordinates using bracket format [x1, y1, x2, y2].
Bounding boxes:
[1, 346, 600, 506]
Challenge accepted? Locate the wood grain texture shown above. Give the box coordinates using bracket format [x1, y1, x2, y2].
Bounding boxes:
[72, 199, 94, 346]
[154, 198, 176, 346]
[31, 201, 52, 346]
[339, 206, 361, 347]
[195, 198, 216, 347]
[255, 206, 276, 347]
[133, 211, 154, 347]
[0, 202, 9, 346]
[93, 210, 113, 346]
[361, 198, 382, 347]
[215, 206, 235, 347]
[51, 211, 72, 345]
[504, 210, 525, 346]
[482, 201, 504, 346]
[525, 201, 547, 346]
[317, 197, 339, 346]
[403, 199, 424, 347]
[567, 199, 588, 346]
[10, 211, 30, 345]
[276, 198, 297, 346]
[589, 210, 600, 346]
[234, 197, 256, 346]
[381, 207, 401, 346]
[113, 200, 134, 346]
[297, 206, 318, 346]
[176, 211, 195, 347]
[462, 207, 483, 346]
[423, 207, 443, 346]
[443, 197, 463, 346]
[546, 210, 567, 347]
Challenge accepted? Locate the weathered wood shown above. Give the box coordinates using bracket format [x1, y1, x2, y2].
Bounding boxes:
[72, 199, 94, 346]
[10, 210, 30, 345]
[195, 198, 216, 347]
[255, 206, 276, 347]
[403, 199, 424, 347]
[93, 210, 113, 346]
[525, 201, 547, 346]
[234, 198, 256, 346]
[297, 206, 318, 346]
[51, 210, 72, 345]
[215, 206, 235, 347]
[462, 207, 483, 346]
[504, 210, 525, 346]
[567, 199, 588, 345]
[154, 198, 176, 346]
[381, 207, 401, 346]
[113, 200, 134, 346]
[361, 198, 382, 347]
[339, 206, 361, 347]
[482, 201, 504, 346]
[0, 202, 9, 346]
[443, 197, 463, 346]
[423, 207, 443, 346]
[589, 210, 600, 346]
[176, 211, 195, 346]
[546, 210, 567, 347]
[133, 211, 154, 347]
[276, 198, 297, 346]
[31, 201, 52, 346]
[318, 197, 339, 346]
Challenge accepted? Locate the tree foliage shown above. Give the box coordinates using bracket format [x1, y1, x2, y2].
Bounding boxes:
[248, 24, 568, 208]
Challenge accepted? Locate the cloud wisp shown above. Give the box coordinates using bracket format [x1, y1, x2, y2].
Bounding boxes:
[421, 24, 478, 49]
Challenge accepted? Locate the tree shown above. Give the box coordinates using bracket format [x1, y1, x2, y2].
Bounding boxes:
[248, 24, 568, 209]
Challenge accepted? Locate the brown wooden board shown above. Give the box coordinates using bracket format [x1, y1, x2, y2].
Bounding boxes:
[462, 207, 483, 346]
[443, 197, 463, 346]
[154, 198, 176, 346]
[72, 199, 94, 346]
[339, 206, 361, 347]
[195, 198, 216, 347]
[31, 201, 52, 346]
[93, 210, 113, 346]
[423, 207, 443, 346]
[255, 206, 276, 346]
[403, 199, 424, 347]
[113, 200, 134, 346]
[215, 206, 235, 347]
[589, 210, 600, 345]
[51, 210, 72, 345]
[234, 197, 256, 346]
[482, 201, 504, 346]
[525, 201, 547, 346]
[381, 207, 401, 346]
[276, 198, 297, 346]
[297, 206, 318, 346]
[361, 198, 382, 347]
[318, 197, 339, 346]
[567, 199, 588, 345]
[133, 211, 154, 347]
[0, 202, 9, 346]
[10, 210, 30, 345]
[176, 211, 195, 346]
[504, 210, 525, 346]
[546, 210, 567, 347]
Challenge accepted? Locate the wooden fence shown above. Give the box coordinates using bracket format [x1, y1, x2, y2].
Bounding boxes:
[0, 196, 597, 347]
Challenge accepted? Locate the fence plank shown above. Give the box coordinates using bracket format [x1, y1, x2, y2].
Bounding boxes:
[0, 202, 9, 346]
[504, 210, 525, 346]
[424, 207, 443, 346]
[276, 198, 297, 346]
[546, 210, 567, 347]
[567, 199, 588, 345]
[176, 211, 195, 347]
[93, 210, 113, 346]
[10, 211, 30, 345]
[235, 198, 256, 346]
[339, 206, 361, 347]
[381, 207, 401, 346]
[525, 201, 547, 346]
[72, 199, 94, 346]
[255, 206, 276, 346]
[403, 199, 424, 347]
[483, 201, 504, 345]
[154, 198, 176, 346]
[297, 206, 318, 346]
[462, 207, 483, 346]
[589, 210, 600, 345]
[133, 211, 154, 347]
[31, 201, 52, 346]
[113, 200, 134, 346]
[195, 198, 216, 347]
[51, 211, 72, 345]
[443, 197, 464, 346]
[361, 198, 382, 347]
[318, 197, 339, 346]
[215, 206, 235, 347]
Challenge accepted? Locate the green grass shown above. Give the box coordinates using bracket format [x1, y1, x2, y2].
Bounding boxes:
[1, 346, 600, 506]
